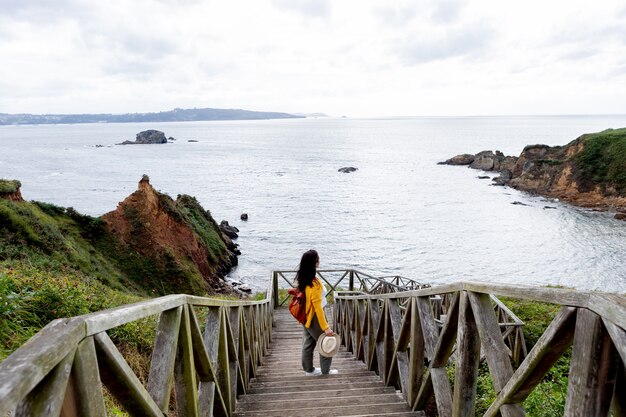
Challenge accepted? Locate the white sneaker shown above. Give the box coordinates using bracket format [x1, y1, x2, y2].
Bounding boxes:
[304, 367, 322, 376]
[325, 369, 339, 375]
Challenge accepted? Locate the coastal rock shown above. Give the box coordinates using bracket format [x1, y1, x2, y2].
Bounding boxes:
[511, 201, 530, 206]
[220, 220, 239, 239]
[492, 169, 513, 186]
[167, 137, 176, 142]
[338, 167, 358, 173]
[118, 129, 168, 145]
[188, 140, 199, 143]
[615, 213, 626, 221]
[470, 151, 496, 170]
[439, 154, 475, 165]
[441, 128, 626, 212]
[477, 175, 490, 179]
[241, 213, 248, 221]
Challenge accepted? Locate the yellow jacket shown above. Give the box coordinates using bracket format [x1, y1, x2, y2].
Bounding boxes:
[304, 278, 329, 330]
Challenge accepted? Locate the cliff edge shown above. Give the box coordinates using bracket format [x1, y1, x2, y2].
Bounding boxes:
[440, 128, 626, 214]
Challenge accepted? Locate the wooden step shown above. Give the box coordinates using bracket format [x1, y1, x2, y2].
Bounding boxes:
[240, 386, 397, 402]
[233, 309, 423, 416]
[237, 393, 406, 412]
[234, 402, 420, 416]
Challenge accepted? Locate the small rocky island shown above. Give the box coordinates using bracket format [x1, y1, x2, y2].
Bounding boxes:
[440, 128, 626, 219]
[117, 129, 172, 145]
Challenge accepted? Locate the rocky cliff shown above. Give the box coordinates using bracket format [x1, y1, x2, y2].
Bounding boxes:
[0, 176, 239, 296]
[440, 128, 626, 214]
[101, 176, 238, 294]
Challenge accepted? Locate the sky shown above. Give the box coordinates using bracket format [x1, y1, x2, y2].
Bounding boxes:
[0, 0, 625, 117]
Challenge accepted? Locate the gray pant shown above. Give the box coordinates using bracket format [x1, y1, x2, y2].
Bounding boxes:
[301, 313, 333, 374]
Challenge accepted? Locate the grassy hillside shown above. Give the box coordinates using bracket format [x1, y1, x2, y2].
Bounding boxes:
[0, 181, 236, 363]
[573, 128, 626, 195]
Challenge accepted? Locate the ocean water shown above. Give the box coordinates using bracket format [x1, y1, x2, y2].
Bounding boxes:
[1, 115, 625, 293]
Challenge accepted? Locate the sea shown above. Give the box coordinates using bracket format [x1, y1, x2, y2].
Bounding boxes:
[1, 115, 625, 294]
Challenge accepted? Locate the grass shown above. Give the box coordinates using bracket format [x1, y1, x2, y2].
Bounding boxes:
[0, 262, 146, 361]
[0, 179, 21, 194]
[573, 128, 626, 195]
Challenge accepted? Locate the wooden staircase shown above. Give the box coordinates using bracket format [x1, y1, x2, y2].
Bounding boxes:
[234, 309, 423, 416]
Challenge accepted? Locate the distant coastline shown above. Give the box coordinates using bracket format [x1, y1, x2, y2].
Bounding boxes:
[0, 107, 304, 125]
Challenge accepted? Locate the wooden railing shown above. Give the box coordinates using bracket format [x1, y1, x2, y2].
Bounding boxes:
[274, 269, 526, 365]
[3, 269, 620, 417]
[333, 282, 626, 417]
[0, 289, 274, 416]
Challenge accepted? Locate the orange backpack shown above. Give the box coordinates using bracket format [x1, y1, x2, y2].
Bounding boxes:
[287, 287, 309, 324]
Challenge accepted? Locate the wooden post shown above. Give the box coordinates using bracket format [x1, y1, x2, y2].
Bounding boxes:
[565, 308, 618, 417]
[67, 337, 106, 417]
[198, 307, 228, 417]
[15, 349, 76, 417]
[452, 292, 480, 417]
[147, 306, 182, 413]
[94, 332, 163, 417]
[468, 292, 524, 417]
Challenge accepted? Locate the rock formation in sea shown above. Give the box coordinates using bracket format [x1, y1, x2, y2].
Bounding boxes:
[117, 129, 169, 145]
[101, 175, 239, 293]
[338, 167, 358, 173]
[440, 128, 626, 217]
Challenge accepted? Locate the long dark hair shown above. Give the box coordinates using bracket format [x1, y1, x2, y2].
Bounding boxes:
[296, 249, 319, 291]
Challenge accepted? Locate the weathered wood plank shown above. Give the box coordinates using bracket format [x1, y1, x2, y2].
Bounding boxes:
[226, 306, 241, 407]
[147, 306, 182, 412]
[198, 307, 228, 417]
[452, 292, 480, 417]
[69, 336, 106, 417]
[483, 306, 576, 417]
[389, 298, 412, 399]
[602, 317, 626, 366]
[468, 292, 525, 417]
[564, 308, 617, 417]
[188, 305, 215, 382]
[413, 294, 458, 416]
[186, 295, 269, 307]
[15, 348, 75, 417]
[217, 308, 234, 415]
[0, 318, 85, 417]
[84, 295, 186, 335]
[408, 297, 425, 406]
[174, 305, 199, 417]
[94, 332, 163, 417]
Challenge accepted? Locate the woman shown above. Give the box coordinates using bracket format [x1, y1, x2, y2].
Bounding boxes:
[296, 249, 338, 376]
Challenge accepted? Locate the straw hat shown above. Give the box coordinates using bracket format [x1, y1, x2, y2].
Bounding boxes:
[317, 333, 341, 357]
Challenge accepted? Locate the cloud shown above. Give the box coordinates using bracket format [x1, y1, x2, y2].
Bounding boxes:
[271, 0, 331, 17]
[398, 22, 494, 64]
[375, 5, 419, 27]
[431, 0, 466, 23]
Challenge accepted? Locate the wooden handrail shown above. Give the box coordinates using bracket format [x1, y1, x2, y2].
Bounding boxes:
[334, 281, 626, 417]
[2, 270, 623, 417]
[0, 274, 276, 417]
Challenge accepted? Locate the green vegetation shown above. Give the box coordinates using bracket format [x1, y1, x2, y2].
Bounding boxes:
[469, 297, 569, 416]
[0, 263, 149, 361]
[573, 128, 626, 195]
[174, 194, 228, 262]
[0, 179, 21, 194]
